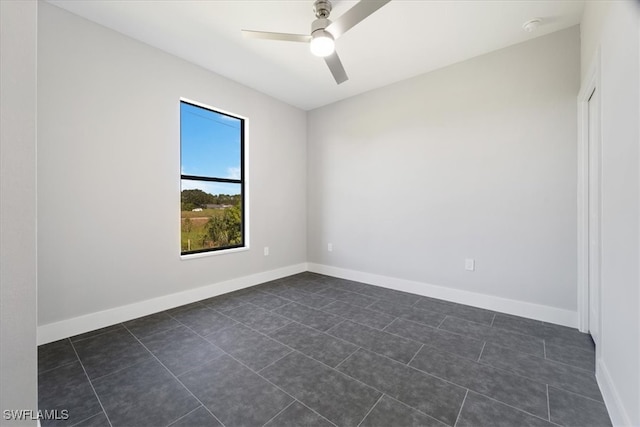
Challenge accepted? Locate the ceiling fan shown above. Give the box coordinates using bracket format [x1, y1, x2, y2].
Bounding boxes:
[242, 0, 391, 85]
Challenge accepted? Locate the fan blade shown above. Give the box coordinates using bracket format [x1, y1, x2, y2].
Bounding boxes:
[324, 51, 348, 84]
[241, 30, 311, 43]
[325, 0, 391, 39]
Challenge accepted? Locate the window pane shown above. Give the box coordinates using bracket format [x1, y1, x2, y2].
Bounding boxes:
[180, 102, 241, 179]
[180, 180, 242, 253]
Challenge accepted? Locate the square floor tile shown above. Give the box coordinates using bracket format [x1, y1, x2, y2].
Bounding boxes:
[368, 300, 445, 327]
[223, 303, 292, 333]
[264, 286, 336, 309]
[256, 285, 289, 299]
[93, 359, 199, 427]
[284, 278, 332, 294]
[337, 349, 466, 426]
[384, 318, 484, 360]
[325, 279, 376, 294]
[456, 391, 553, 427]
[306, 274, 345, 285]
[205, 323, 291, 371]
[327, 320, 421, 363]
[72, 329, 152, 380]
[344, 285, 418, 306]
[541, 324, 595, 352]
[38, 361, 102, 427]
[273, 302, 343, 331]
[72, 412, 110, 427]
[241, 291, 291, 310]
[179, 355, 292, 427]
[315, 286, 379, 308]
[492, 314, 543, 331]
[322, 300, 395, 329]
[545, 342, 595, 372]
[123, 311, 181, 339]
[548, 386, 611, 427]
[414, 297, 495, 325]
[169, 304, 236, 336]
[264, 402, 334, 427]
[168, 406, 222, 427]
[440, 316, 544, 357]
[322, 278, 372, 293]
[479, 343, 602, 401]
[268, 321, 357, 367]
[360, 395, 447, 427]
[492, 314, 594, 352]
[140, 325, 224, 376]
[261, 351, 381, 427]
[410, 345, 548, 418]
[200, 293, 249, 313]
[165, 302, 207, 317]
[69, 324, 126, 342]
[38, 339, 78, 374]
[295, 272, 328, 281]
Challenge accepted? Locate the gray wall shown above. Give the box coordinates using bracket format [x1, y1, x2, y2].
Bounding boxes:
[581, 1, 640, 424]
[307, 27, 580, 312]
[0, 0, 38, 424]
[37, 3, 307, 326]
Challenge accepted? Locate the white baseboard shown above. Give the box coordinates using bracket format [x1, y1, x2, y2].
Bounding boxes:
[37, 263, 307, 345]
[308, 263, 578, 328]
[38, 261, 580, 345]
[597, 359, 633, 426]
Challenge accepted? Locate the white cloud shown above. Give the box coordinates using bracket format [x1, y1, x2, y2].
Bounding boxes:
[226, 167, 241, 180]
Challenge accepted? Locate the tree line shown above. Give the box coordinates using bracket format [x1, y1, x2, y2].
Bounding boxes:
[181, 189, 241, 211]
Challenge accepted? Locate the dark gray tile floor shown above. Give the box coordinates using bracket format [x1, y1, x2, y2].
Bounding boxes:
[38, 272, 611, 427]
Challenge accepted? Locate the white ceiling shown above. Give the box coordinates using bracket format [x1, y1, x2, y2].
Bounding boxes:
[47, 0, 584, 111]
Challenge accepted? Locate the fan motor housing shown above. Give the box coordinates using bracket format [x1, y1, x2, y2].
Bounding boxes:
[313, 0, 332, 18]
[311, 18, 332, 34]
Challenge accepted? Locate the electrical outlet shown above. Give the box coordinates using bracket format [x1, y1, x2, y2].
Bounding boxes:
[465, 258, 475, 271]
[328, 243, 333, 252]
[264, 247, 269, 256]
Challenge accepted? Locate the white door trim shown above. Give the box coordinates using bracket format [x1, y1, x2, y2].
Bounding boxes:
[577, 49, 601, 334]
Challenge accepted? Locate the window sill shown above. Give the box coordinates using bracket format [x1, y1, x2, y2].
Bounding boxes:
[180, 246, 249, 260]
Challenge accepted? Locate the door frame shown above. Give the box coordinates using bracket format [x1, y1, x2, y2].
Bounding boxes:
[577, 48, 601, 339]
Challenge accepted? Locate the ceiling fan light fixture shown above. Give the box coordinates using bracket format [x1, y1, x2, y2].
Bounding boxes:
[242, 0, 391, 83]
[310, 30, 335, 57]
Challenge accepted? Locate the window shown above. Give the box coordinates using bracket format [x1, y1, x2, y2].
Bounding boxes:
[180, 100, 245, 255]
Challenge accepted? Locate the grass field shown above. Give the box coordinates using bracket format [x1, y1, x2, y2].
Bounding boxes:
[181, 209, 225, 252]
[181, 208, 225, 219]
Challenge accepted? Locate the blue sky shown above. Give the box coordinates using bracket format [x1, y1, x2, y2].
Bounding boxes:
[181, 102, 242, 195]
